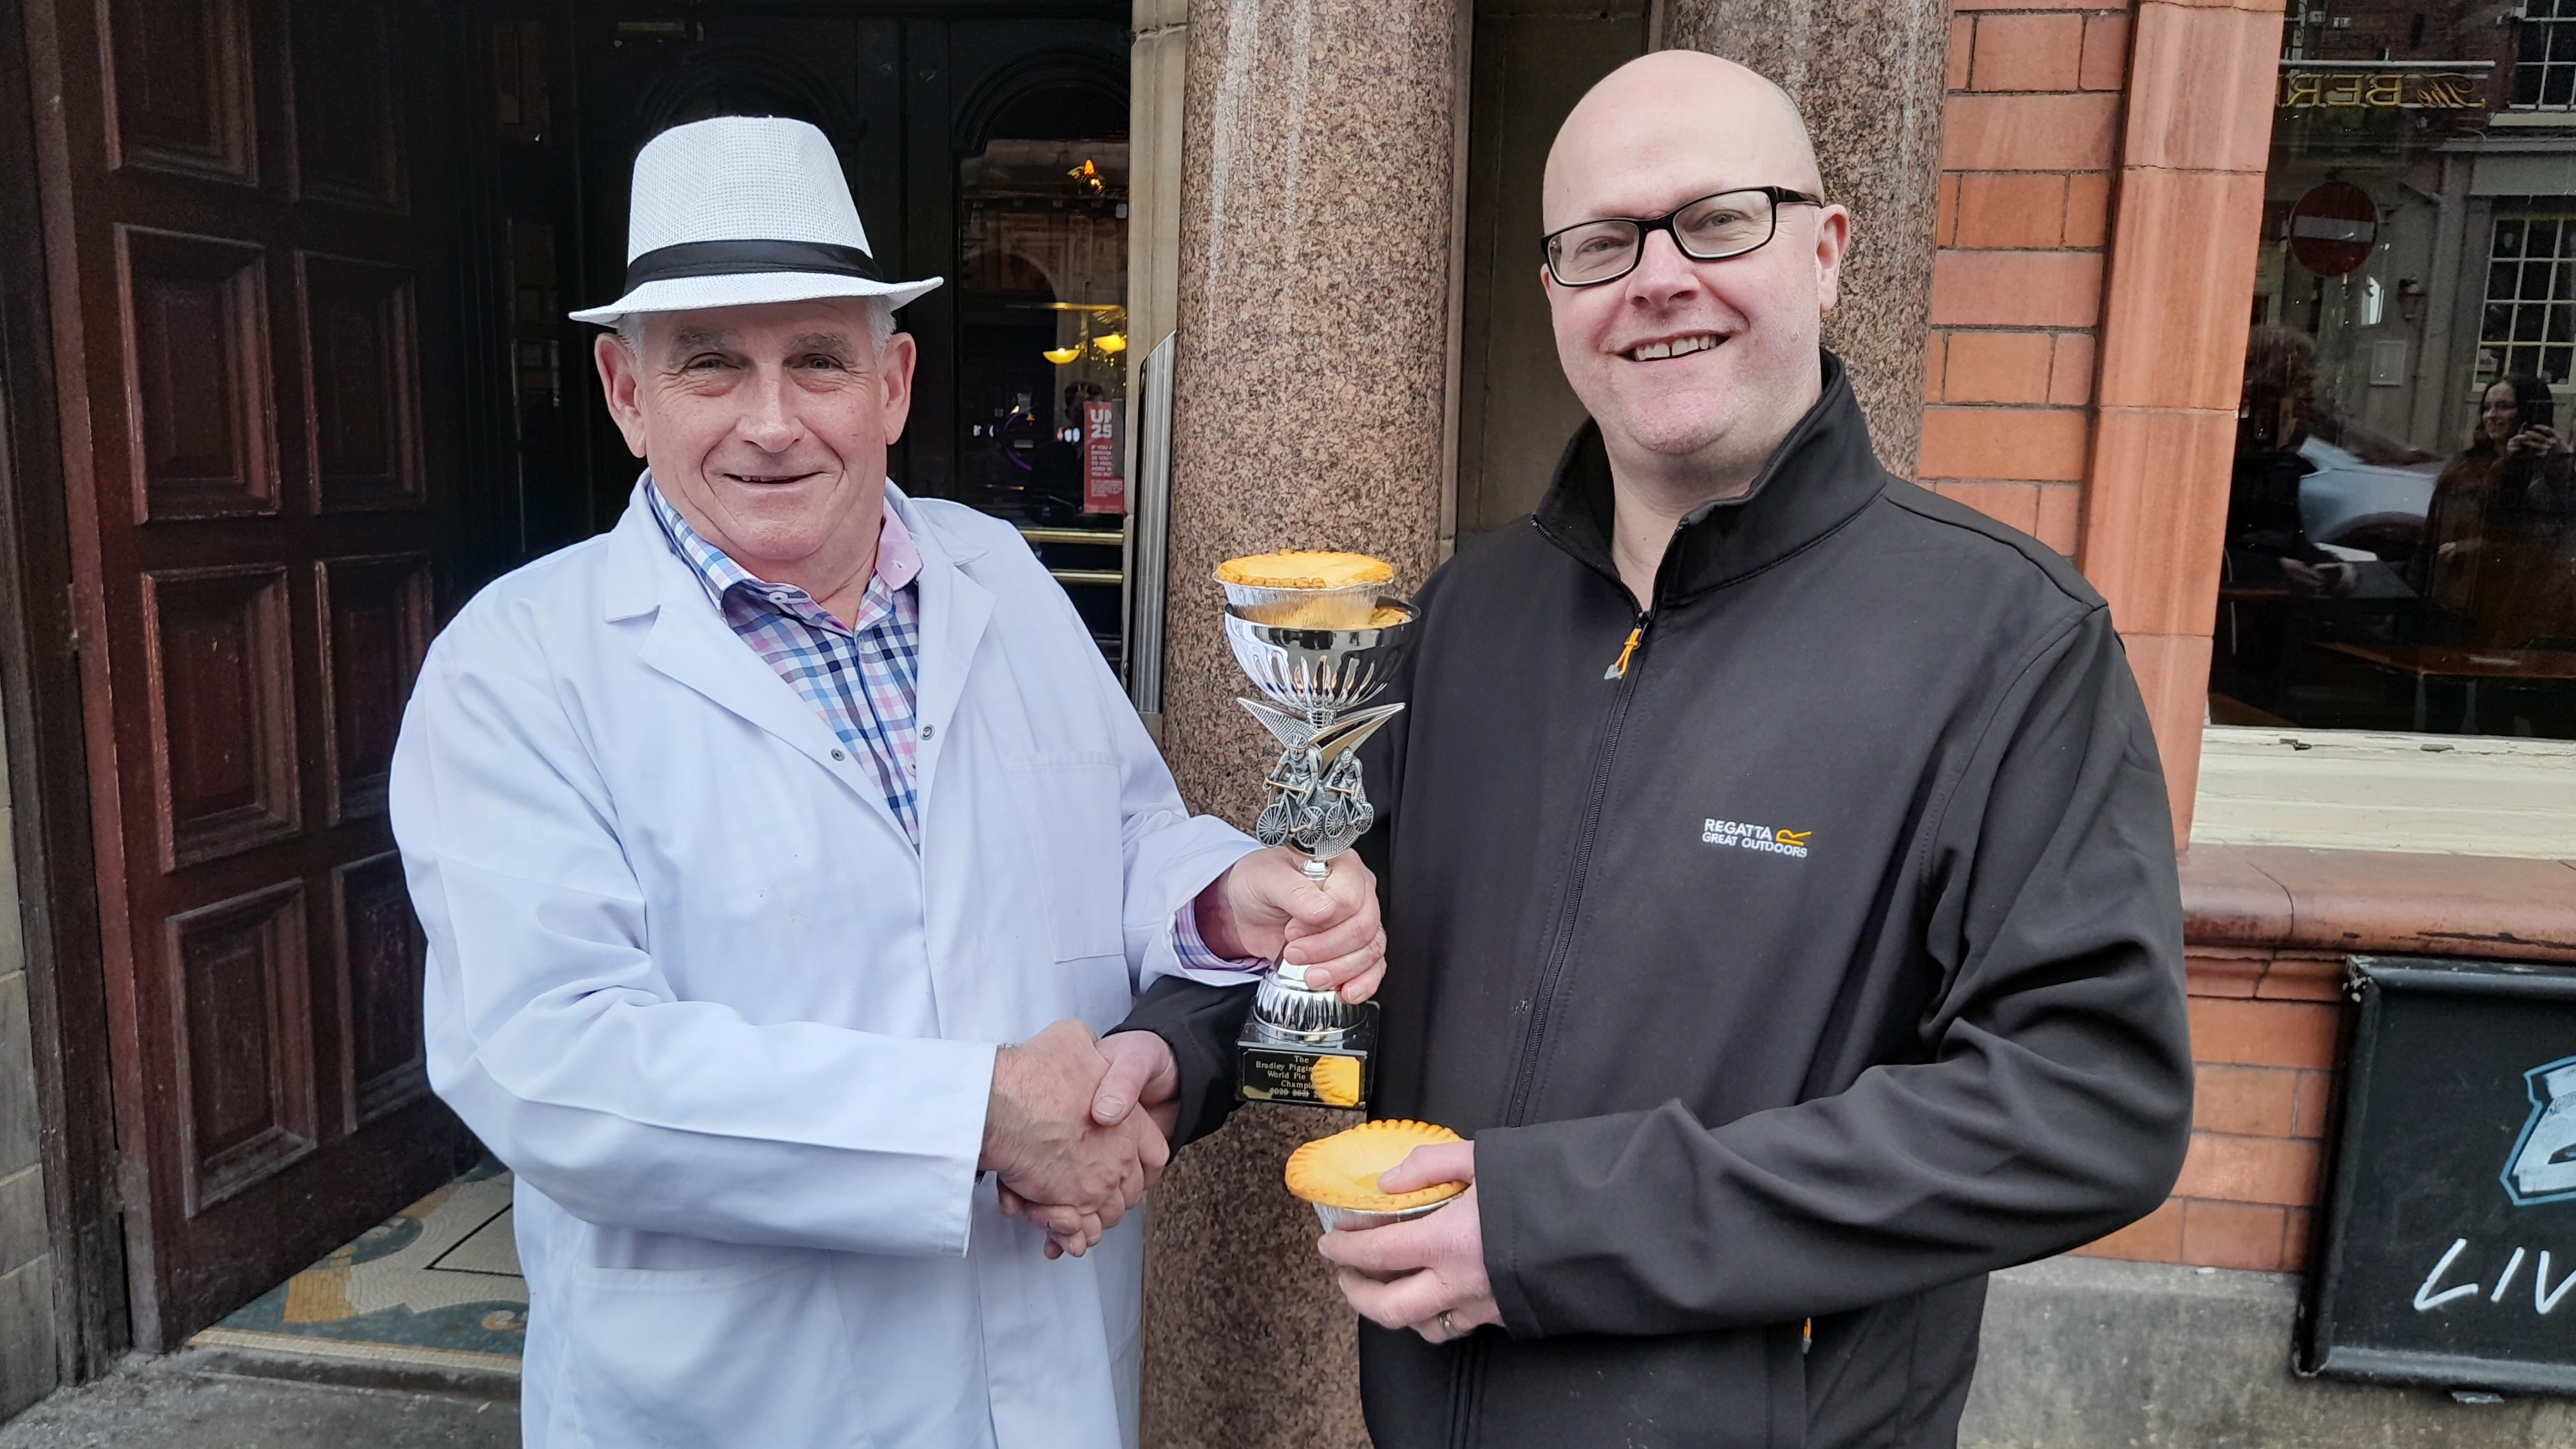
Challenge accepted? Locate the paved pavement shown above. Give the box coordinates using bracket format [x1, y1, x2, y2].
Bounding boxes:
[0, 1351, 517, 1448]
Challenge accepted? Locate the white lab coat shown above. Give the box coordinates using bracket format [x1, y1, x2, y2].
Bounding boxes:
[390, 481, 1258, 1449]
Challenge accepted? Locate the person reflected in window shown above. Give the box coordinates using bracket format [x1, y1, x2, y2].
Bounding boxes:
[2416, 376, 2570, 644]
[2227, 326, 2354, 598]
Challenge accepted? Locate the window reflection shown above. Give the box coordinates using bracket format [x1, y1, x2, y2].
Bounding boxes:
[2216, 10, 2576, 739]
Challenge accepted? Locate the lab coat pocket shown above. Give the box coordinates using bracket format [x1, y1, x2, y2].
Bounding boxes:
[565, 1249, 869, 1448]
[1010, 752, 1125, 963]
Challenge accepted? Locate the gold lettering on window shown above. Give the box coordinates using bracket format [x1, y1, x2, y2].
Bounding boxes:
[2276, 68, 2490, 110]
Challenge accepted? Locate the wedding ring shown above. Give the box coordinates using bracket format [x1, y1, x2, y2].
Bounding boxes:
[1438, 1311, 1459, 1341]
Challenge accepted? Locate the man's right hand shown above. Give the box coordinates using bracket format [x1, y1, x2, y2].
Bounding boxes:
[981, 1020, 1169, 1257]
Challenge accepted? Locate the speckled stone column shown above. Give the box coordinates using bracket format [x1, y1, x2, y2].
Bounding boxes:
[1663, 0, 1951, 475]
[1141, 0, 1460, 1443]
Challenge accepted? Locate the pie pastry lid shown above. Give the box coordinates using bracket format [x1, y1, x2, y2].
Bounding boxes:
[1284, 1119, 1467, 1212]
[1214, 550, 1396, 590]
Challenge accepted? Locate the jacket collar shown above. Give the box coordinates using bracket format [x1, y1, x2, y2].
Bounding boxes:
[595, 474, 994, 835]
[1531, 350, 1888, 609]
[601, 474, 983, 623]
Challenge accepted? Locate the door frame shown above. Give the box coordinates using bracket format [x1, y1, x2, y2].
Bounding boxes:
[0, 0, 138, 1381]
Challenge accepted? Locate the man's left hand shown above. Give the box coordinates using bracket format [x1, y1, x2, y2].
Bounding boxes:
[1197, 846, 1387, 1002]
[1315, 1141, 1499, 1343]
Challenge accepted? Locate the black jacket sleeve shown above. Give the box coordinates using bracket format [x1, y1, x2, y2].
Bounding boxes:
[1110, 978, 1256, 1150]
[1475, 607, 2194, 1338]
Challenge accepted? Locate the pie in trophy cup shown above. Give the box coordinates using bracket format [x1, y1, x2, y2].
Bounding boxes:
[1285, 1119, 1468, 1231]
[1216, 549, 1397, 630]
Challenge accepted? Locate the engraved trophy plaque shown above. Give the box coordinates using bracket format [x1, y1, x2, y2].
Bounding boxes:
[1220, 598, 1416, 1109]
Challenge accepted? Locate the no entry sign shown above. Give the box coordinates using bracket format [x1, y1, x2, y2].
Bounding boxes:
[2291, 182, 2379, 277]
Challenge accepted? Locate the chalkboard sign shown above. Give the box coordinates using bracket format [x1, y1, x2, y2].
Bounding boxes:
[2300, 955, 2576, 1393]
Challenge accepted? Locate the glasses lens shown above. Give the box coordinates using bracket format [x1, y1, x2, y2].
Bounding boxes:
[1548, 220, 1642, 285]
[1673, 191, 1776, 260]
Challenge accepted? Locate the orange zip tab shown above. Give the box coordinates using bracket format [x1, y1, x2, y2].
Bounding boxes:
[1603, 624, 1644, 680]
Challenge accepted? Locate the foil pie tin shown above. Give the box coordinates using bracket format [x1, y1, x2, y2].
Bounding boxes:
[1310, 1197, 1457, 1233]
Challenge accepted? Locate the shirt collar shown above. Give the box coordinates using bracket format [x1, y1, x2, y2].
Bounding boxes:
[645, 474, 920, 611]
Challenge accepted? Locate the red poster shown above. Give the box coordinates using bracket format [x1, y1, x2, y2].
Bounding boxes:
[1083, 401, 1124, 515]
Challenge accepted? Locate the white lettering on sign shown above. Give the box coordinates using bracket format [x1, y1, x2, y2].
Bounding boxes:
[2414, 1238, 2481, 1312]
[2411, 1238, 2576, 1316]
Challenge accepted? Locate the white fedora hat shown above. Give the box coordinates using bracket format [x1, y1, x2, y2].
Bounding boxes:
[569, 115, 942, 325]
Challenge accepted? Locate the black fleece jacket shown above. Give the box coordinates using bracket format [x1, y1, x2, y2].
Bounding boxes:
[1119, 354, 2193, 1448]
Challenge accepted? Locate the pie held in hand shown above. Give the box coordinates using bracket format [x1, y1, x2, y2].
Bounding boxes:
[1285, 1119, 1466, 1214]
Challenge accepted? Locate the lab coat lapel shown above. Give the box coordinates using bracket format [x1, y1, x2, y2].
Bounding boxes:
[894, 485, 992, 820]
[605, 491, 909, 837]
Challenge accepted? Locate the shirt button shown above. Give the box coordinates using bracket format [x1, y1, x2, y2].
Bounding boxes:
[921, 724, 936, 741]
[831, 748, 846, 761]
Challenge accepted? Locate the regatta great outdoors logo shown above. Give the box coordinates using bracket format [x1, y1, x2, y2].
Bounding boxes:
[1701, 818, 1811, 859]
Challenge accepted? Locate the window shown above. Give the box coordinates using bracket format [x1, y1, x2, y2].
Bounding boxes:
[2481, 214, 2576, 388]
[2215, 17, 2576, 744]
[2514, 0, 2576, 111]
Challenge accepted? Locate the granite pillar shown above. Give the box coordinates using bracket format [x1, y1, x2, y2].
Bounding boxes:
[1141, 0, 1462, 1443]
[1663, 0, 1952, 475]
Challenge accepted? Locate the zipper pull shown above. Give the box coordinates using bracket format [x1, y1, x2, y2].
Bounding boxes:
[1603, 618, 1647, 680]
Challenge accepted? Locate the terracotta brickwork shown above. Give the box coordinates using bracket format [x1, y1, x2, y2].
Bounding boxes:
[2079, 951, 2342, 1273]
[1924, 0, 2285, 840]
[1919, 0, 2129, 554]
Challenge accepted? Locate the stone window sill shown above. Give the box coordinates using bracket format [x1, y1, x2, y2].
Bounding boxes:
[2181, 842, 2576, 964]
[2191, 726, 2576, 860]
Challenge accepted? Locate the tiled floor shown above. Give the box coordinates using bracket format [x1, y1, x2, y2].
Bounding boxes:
[189, 1159, 526, 1376]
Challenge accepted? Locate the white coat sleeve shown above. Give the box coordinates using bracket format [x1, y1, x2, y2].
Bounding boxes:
[390, 601, 991, 1258]
[1060, 591, 1264, 994]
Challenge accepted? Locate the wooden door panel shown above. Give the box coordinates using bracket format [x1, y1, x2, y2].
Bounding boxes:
[167, 879, 313, 1215]
[117, 229, 276, 522]
[332, 851, 425, 1128]
[36, 0, 479, 1347]
[296, 255, 421, 513]
[104, 0, 254, 184]
[142, 565, 299, 870]
[314, 553, 428, 822]
[285, 0, 402, 211]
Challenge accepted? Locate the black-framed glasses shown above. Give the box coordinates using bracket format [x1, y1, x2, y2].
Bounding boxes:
[1541, 186, 1823, 288]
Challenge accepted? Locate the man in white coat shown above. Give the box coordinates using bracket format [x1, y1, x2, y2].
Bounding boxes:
[389, 116, 1386, 1449]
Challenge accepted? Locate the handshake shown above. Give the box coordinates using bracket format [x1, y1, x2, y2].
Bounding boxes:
[978, 846, 1388, 1258]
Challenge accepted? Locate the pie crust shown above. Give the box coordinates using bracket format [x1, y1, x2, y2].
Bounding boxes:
[1215, 550, 1396, 591]
[1284, 1120, 1466, 1211]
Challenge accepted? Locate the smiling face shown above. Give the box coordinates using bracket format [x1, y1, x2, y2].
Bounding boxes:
[1541, 53, 1848, 495]
[2483, 381, 2522, 444]
[595, 298, 916, 607]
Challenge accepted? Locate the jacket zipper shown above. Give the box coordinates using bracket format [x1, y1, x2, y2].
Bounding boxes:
[1502, 603, 1653, 1126]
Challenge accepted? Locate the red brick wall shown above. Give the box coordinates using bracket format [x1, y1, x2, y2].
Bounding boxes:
[1920, 0, 2130, 553]
[2080, 951, 2344, 1273]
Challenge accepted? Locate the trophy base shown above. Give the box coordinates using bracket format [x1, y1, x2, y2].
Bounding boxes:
[1236, 1004, 1378, 1109]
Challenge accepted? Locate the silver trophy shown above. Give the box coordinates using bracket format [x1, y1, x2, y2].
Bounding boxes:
[1220, 598, 1416, 1108]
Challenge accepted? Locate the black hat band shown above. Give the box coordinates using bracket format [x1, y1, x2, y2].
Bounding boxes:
[622, 238, 886, 292]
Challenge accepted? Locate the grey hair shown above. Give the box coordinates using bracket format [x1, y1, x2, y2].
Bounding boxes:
[612, 295, 898, 356]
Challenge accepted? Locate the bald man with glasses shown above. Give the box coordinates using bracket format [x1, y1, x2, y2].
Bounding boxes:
[1113, 50, 2192, 1449]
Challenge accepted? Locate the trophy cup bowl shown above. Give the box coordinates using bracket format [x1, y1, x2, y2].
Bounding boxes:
[1221, 602, 1416, 716]
[1222, 598, 1417, 1108]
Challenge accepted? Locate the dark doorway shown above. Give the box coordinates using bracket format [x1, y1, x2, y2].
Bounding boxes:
[570, 7, 1133, 659]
